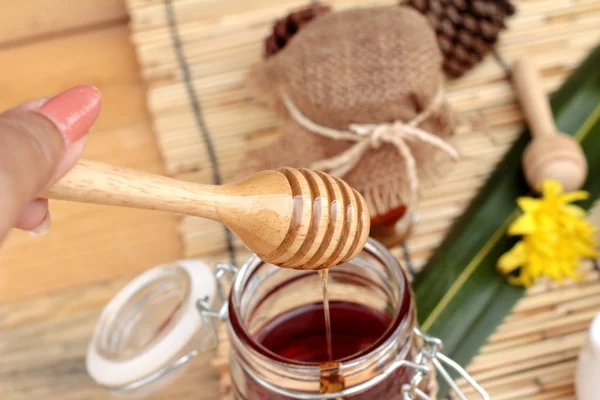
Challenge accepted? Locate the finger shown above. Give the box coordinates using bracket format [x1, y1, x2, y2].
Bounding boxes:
[49, 135, 88, 188]
[16, 137, 88, 235]
[15, 198, 49, 232]
[8, 95, 87, 236]
[8, 96, 89, 188]
[16, 98, 50, 111]
[15, 136, 87, 236]
[0, 86, 101, 243]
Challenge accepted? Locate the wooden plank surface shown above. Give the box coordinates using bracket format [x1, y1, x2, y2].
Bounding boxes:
[0, 2, 203, 399]
[0, 25, 148, 131]
[0, 23, 182, 304]
[1, 1, 597, 400]
[0, 0, 127, 46]
[0, 2, 193, 399]
[0, 275, 220, 400]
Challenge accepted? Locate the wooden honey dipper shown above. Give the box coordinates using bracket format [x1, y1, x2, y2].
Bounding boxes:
[45, 159, 370, 270]
[513, 57, 588, 192]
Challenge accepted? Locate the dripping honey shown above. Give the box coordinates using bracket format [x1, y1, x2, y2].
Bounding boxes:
[319, 269, 334, 362]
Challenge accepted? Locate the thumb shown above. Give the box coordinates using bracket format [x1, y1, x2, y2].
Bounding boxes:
[0, 86, 101, 241]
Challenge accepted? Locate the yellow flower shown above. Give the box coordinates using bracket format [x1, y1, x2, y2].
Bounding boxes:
[497, 180, 597, 287]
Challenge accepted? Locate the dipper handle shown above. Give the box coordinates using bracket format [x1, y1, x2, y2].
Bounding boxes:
[513, 58, 557, 138]
[46, 159, 370, 270]
[46, 158, 219, 220]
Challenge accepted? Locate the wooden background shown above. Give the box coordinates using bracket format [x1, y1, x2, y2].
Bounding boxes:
[0, 0, 182, 304]
[1, 1, 599, 400]
[0, 1, 215, 399]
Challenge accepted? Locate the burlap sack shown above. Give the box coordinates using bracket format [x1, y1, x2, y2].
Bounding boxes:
[243, 6, 455, 221]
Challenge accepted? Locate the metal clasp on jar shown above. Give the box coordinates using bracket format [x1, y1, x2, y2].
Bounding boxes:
[196, 262, 238, 321]
[402, 328, 489, 400]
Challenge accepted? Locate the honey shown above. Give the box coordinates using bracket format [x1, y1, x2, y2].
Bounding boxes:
[319, 269, 334, 362]
[235, 298, 413, 399]
[255, 301, 391, 363]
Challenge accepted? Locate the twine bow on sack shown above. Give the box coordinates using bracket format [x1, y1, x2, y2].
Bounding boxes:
[282, 90, 460, 205]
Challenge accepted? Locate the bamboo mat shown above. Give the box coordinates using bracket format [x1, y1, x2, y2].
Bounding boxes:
[124, 0, 600, 398]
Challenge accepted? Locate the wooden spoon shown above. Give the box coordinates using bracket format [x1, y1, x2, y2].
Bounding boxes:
[45, 159, 370, 270]
[513, 57, 588, 192]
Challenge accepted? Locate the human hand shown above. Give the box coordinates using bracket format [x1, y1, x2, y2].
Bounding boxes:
[0, 86, 102, 244]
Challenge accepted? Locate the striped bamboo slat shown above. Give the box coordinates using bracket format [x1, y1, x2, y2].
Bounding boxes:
[125, 0, 600, 398]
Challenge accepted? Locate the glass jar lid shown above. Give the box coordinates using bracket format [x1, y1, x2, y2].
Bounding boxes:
[86, 260, 218, 395]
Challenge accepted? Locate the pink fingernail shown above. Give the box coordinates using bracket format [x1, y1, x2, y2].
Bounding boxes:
[37, 86, 102, 144]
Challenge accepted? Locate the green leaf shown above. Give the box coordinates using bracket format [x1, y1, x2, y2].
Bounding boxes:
[413, 44, 600, 396]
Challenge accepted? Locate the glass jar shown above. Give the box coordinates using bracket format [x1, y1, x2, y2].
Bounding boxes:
[370, 206, 419, 248]
[86, 239, 487, 399]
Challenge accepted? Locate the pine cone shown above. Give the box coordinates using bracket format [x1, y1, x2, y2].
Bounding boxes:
[264, 4, 331, 58]
[405, 0, 516, 77]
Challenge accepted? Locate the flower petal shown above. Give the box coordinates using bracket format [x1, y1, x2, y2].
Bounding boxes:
[542, 179, 563, 197]
[508, 275, 527, 286]
[563, 204, 587, 218]
[498, 241, 526, 274]
[517, 197, 540, 213]
[499, 179, 594, 288]
[561, 191, 589, 204]
[508, 213, 536, 235]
